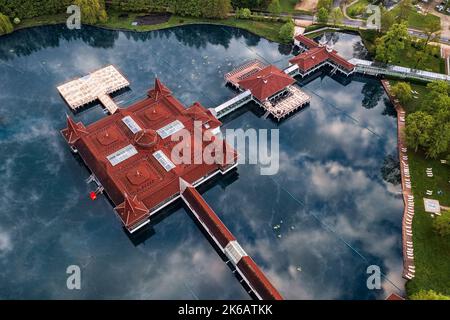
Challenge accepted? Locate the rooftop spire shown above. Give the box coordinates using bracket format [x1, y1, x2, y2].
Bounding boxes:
[115, 193, 149, 227]
[63, 115, 88, 144]
[148, 78, 171, 100]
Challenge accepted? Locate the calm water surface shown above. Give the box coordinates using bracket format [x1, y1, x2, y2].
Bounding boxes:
[0, 25, 403, 299]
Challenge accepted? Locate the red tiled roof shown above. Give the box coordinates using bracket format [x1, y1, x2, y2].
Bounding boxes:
[147, 78, 171, 100]
[61, 79, 237, 231]
[294, 34, 320, 49]
[289, 46, 355, 72]
[181, 184, 283, 300]
[238, 65, 296, 101]
[327, 51, 355, 71]
[237, 256, 283, 300]
[386, 293, 405, 300]
[182, 185, 236, 248]
[289, 46, 329, 72]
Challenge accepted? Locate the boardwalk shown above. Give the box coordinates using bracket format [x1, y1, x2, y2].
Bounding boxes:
[381, 80, 416, 280]
[351, 58, 450, 83]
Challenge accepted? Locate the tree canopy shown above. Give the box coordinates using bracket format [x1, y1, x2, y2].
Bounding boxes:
[410, 289, 450, 300]
[405, 81, 450, 159]
[0, 12, 13, 35]
[329, 7, 343, 26]
[375, 22, 410, 63]
[317, 7, 329, 23]
[279, 20, 294, 43]
[74, 0, 108, 24]
[268, 0, 281, 14]
[391, 82, 412, 104]
[380, 8, 395, 33]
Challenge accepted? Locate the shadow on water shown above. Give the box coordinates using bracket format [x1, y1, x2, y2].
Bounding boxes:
[0, 24, 405, 299]
[124, 168, 240, 247]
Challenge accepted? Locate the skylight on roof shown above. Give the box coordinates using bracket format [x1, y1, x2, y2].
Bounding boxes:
[122, 116, 142, 134]
[107, 144, 138, 166]
[153, 150, 175, 172]
[156, 120, 185, 139]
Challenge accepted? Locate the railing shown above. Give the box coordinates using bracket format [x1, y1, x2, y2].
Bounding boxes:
[214, 90, 253, 119]
[349, 58, 450, 83]
[284, 64, 299, 76]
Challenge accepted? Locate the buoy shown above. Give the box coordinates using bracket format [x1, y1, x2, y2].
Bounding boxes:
[89, 191, 97, 200]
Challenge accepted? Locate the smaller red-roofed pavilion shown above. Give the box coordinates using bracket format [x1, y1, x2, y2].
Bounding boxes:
[238, 65, 296, 102]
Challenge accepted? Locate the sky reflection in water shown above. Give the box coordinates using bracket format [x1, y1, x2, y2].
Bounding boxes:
[0, 25, 403, 299]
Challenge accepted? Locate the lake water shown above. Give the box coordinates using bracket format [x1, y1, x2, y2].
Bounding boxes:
[0, 25, 404, 299]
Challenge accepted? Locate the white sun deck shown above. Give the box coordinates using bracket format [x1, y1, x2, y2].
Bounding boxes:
[57, 65, 129, 114]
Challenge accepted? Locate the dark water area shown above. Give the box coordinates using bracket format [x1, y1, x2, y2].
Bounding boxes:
[0, 24, 403, 299]
[314, 31, 370, 60]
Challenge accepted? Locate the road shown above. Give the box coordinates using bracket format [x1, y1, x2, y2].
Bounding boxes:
[280, 13, 450, 44]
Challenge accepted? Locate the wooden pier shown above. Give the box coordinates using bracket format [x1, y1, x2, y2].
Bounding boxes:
[57, 65, 129, 114]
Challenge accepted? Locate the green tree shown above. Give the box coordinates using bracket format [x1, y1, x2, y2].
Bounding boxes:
[74, 0, 107, 24]
[235, 7, 252, 19]
[422, 18, 441, 47]
[422, 81, 450, 114]
[405, 111, 435, 152]
[381, 8, 395, 33]
[317, 0, 332, 11]
[317, 7, 329, 23]
[268, 0, 281, 14]
[397, 0, 412, 22]
[278, 20, 294, 43]
[433, 211, 450, 238]
[391, 82, 412, 104]
[0, 12, 13, 35]
[375, 22, 410, 63]
[410, 290, 450, 300]
[201, 0, 231, 19]
[329, 7, 343, 25]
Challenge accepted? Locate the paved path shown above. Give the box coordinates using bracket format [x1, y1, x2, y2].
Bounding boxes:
[382, 80, 416, 281]
[276, 11, 450, 44]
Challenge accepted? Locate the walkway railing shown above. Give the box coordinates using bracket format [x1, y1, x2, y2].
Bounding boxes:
[213, 90, 253, 119]
[349, 58, 450, 83]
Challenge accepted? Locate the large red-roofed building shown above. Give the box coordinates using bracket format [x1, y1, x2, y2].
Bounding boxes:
[61, 79, 237, 233]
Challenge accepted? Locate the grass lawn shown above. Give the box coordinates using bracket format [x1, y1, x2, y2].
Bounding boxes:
[391, 81, 450, 297]
[359, 30, 445, 73]
[346, 4, 440, 32]
[391, 7, 441, 32]
[347, 0, 369, 19]
[406, 150, 450, 297]
[280, 0, 300, 13]
[15, 13, 67, 30]
[16, 11, 287, 43]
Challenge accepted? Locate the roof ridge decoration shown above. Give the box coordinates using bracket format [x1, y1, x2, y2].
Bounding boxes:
[115, 193, 149, 226]
[148, 78, 172, 100]
[64, 115, 88, 144]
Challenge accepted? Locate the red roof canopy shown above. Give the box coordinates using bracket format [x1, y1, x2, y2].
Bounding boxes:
[289, 46, 355, 72]
[238, 65, 296, 101]
[61, 79, 237, 231]
[294, 34, 320, 49]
